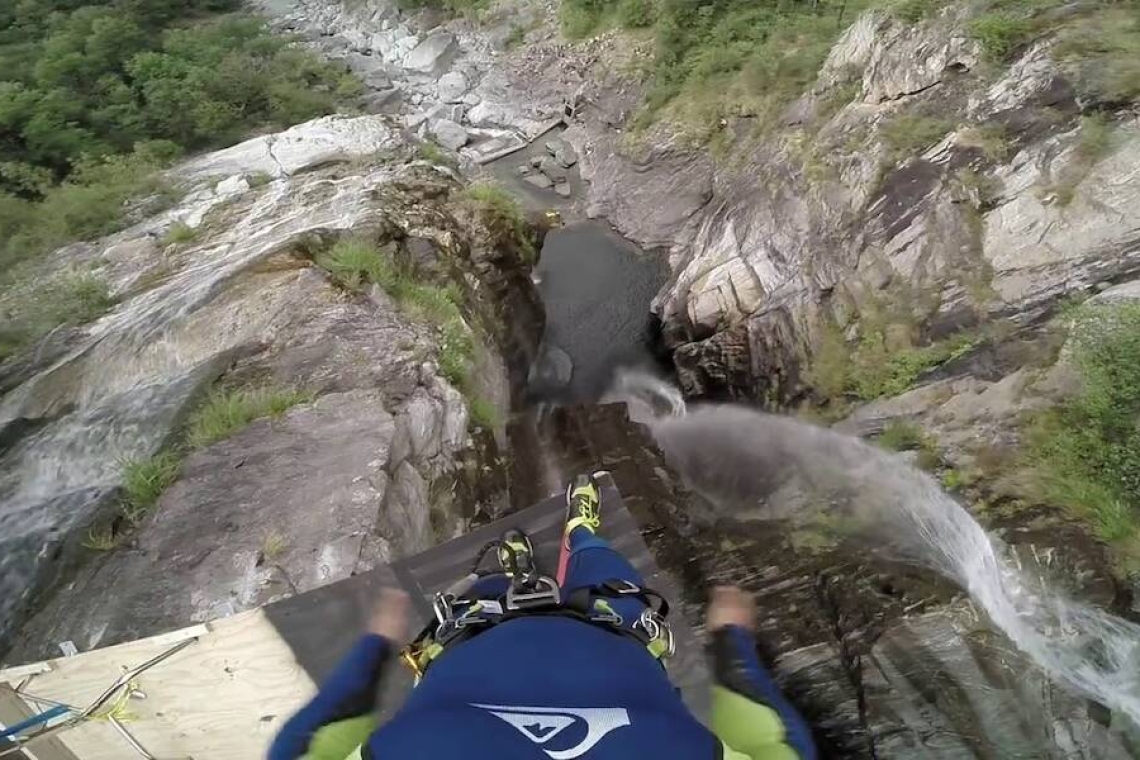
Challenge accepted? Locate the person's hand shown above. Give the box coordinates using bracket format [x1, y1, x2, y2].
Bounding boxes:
[367, 588, 411, 645]
[706, 585, 756, 633]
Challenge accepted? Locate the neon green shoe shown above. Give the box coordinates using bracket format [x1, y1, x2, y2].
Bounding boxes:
[564, 474, 601, 535]
[497, 529, 535, 579]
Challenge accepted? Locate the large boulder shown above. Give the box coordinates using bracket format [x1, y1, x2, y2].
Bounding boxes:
[180, 115, 397, 180]
[402, 32, 459, 76]
[431, 118, 469, 151]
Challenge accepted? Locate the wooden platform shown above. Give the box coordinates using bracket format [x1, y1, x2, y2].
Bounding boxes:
[0, 481, 707, 759]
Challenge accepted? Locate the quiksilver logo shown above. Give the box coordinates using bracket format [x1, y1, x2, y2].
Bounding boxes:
[471, 703, 631, 759]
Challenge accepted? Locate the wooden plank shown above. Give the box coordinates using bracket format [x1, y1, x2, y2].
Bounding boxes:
[7, 610, 316, 760]
[0, 686, 78, 760]
[0, 663, 52, 685]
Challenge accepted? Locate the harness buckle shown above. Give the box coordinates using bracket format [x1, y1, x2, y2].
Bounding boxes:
[635, 607, 676, 659]
[505, 576, 561, 611]
[603, 579, 643, 596]
[432, 592, 456, 626]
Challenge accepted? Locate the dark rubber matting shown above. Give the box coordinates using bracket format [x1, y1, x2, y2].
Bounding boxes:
[264, 477, 708, 718]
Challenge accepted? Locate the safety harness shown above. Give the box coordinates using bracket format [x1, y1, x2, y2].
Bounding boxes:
[400, 539, 675, 680]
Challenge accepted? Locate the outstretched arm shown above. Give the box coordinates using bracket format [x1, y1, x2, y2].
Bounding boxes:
[706, 587, 817, 760]
[268, 589, 410, 760]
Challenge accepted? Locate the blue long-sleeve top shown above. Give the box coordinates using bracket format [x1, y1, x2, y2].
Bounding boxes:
[269, 618, 817, 760]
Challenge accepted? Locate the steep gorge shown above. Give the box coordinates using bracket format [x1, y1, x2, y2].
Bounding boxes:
[2, 0, 1140, 756]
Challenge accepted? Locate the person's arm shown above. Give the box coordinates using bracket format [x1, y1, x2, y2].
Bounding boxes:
[706, 587, 817, 760]
[268, 589, 409, 760]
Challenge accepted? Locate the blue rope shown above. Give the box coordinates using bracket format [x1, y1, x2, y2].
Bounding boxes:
[0, 704, 71, 739]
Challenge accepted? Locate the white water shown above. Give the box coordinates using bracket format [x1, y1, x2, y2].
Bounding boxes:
[0, 165, 402, 643]
[609, 372, 1140, 725]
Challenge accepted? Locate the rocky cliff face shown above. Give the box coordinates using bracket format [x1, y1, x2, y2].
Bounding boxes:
[0, 114, 540, 660]
[559, 10, 1140, 403]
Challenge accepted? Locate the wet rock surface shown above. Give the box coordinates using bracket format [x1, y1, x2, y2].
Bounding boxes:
[515, 405, 1136, 757]
[0, 114, 539, 657]
[3, 1, 1139, 756]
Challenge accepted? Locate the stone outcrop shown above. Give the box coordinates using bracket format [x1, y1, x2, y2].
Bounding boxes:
[0, 114, 537, 659]
[555, 9, 1140, 404]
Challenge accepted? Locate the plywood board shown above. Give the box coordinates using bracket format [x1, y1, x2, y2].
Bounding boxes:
[1, 610, 316, 760]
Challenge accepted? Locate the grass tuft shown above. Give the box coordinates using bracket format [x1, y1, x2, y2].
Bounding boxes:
[316, 239, 477, 390]
[162, 223, 198, 246]
[187, 387, 312, 449]
[468, 396, 501, 430]
[120, 451, 182, 526]
[879, 114, 954, 167]
[970, 12, 1036, 61]
[1054, 7, 1140, 104]
[418, 141, 459, 170]
[461, 183, 535, 262]
[1051, 114, 1115, 206]
[262, 532, 288, 561]
[82, 525, 119, 551]
[875, 420, 941, 471]
[1027, 302, 1140, 544]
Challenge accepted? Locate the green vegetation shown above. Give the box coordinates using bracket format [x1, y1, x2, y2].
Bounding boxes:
[561, 0, 874, 138]
[850, 332, 978, 400]
[120, 451, 182, 525]
[0, 1, 357, 270]
[876, 420, 926, 451]
[970, 12, 1036, 60]
[875, 419, 941, 470]
[82, 525, 119, 551]
[1, 145, 178, 272]
[0, 273, 117, 362]
[958, 123, 1012, 163]
[468, 396, 501, 430]
[504, 23, 530, 50]
[1048, 114, 1115, 206]
[1028, 303, 1140, 543]
[461, 183, 535, 262]
[880, 114, 954, 166]
[396, 0, 489, 14]
[162, 222, 198, 246]
[316, 239, 477, 389]
[417, 140, 459, 170]
[186, 386, 312, 449]
[812, 318, 979, 403]
[889, 0, 948, 23]
[261, 531, 288, 561]
[940, 468, 974, 491]
[1055, 7, 1140, 104]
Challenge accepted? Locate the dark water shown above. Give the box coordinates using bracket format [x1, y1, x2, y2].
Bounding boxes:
[530, 222, 665, 403]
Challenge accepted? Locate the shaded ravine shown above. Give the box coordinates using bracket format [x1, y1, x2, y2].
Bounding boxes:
[505, 216, 1140, 756]
[529, 221, 667, 404]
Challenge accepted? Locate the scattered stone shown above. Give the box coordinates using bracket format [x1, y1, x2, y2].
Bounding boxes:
[529, 156, 544, 168]
[516, 165, 532, 176]
[544, 137, 578, 168]
[402, 32, 458, 76]
[437, 71, 469, 102]
[215, 175, 250, 196]
[444, 104, 466, 123]
[554, 182, 572, 198]
[360, 88, 403, 114]
[431, 119, 468, 151]
[529, 344, 574, 389]
[524, 173, 554, 189]
[539, 156, 568, 183]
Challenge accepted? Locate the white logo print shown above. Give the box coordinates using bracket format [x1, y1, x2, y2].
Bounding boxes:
[471, 703, 631, 759]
